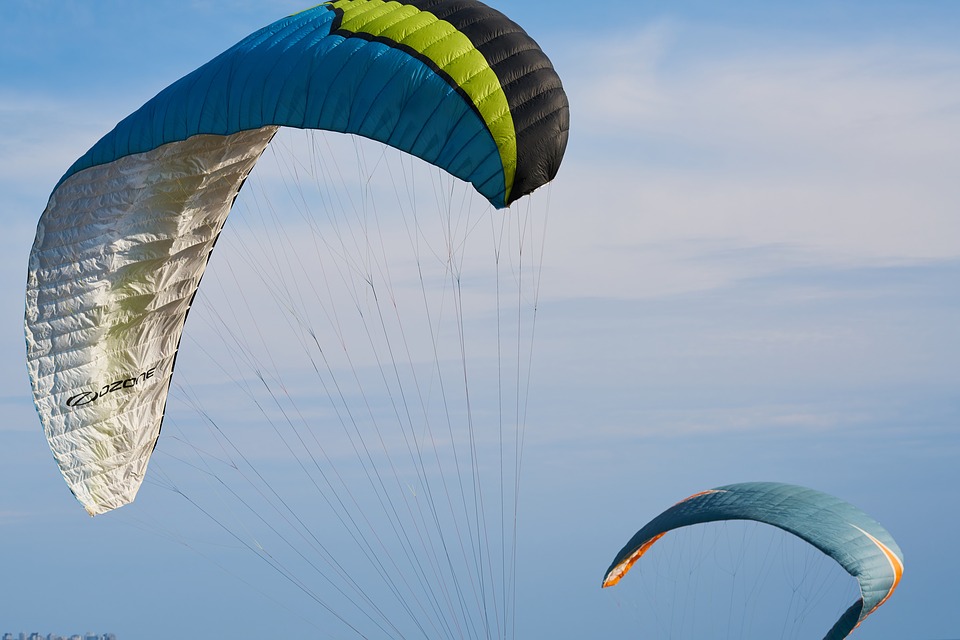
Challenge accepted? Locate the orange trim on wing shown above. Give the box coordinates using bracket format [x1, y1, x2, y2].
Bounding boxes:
[603, 490, 726, 588]
[602, 533, 666, 588]
[847, 525, 904, 634]
[859, 527, 904, 617]
[675, 489, 724, 506]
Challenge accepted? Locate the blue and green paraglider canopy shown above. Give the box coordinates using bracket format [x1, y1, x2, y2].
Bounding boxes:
[26, 0, 568, 516]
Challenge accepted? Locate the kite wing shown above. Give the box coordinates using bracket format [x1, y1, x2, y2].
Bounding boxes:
[25, 0, 568, 515]
[602, 482, 903, 640]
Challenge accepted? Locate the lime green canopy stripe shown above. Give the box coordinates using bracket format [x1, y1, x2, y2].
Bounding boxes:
[327, 0, 517, 202]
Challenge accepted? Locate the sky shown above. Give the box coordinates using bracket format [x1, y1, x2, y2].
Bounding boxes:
[2, 1, 959, 638]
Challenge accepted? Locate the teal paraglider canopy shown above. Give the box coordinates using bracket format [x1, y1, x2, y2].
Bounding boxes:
[602, 482, 903, 640]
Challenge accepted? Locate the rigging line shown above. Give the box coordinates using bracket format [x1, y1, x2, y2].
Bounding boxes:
[250, 367, 442, 640]
[796, 534, 831, 637]
[253, 148, 369, 360]
[454, 178, 505, 640]
[508, 206, 527, 640]
[408, 228, 488, 640]
[789, 534, 843, 639]
[729, 523, 746, 640]
[778, 545, 797, 640]
[227, 151, 308, 329]
[772, 537, 805, 638]
[158, 407, 394, 639]
[303, 327, 461, 640]
[257, 148, 324, 338]
[285, 180, 471, 640]
[270, 204, 455, 636]
[743, 521, 780, 620]
[118, 506, 330, 635]
[169, 373, 416, 636]
[381, 147, 483, 639]
[268, 130, 526, 638]
[227, 219, 452, 636]
[440, 176, 496, 640]
[170, 426, 410, 640]
[311, 280, 459, 638]
[507, 201, 529, 640]
[414, 169, 508, 637]
[297, 320, 460, 638]
[491, 212, 519, 637]
[413, 163, 491, 640]
[509, 189, 551, 640]
[450, 184, 510, 620]
[175, 486, 381, 640]
[182, 253, 444, 639]
[286, 307, 460, 640]
[268, 133, 367, 284]
[354, 137, 469, 591]
[268, 139, 426, 524]
[381, 146, 492, 639]
[299, 133, 369, 276]
[799, 545, 848, 626]
[489, 209, 507, 640]
[269, 138, 396, 351]
[459, 196, 509, 640]
[366, 274, 476, 638]
[335, 135, 477, 639]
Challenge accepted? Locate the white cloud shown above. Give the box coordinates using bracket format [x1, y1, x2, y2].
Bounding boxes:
[0, 509, 31, 523]
[542, 27, 960, 301]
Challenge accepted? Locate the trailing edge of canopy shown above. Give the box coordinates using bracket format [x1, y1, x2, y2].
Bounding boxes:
[602, 482, 904, 640]
[55, 0, 569, 209]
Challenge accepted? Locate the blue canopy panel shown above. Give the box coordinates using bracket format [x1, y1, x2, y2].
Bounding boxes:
[57, 5, 506, 207]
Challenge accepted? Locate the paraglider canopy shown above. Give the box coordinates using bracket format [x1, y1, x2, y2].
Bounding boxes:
[25, 0, 568, 516]
[602, 482, 903, 640]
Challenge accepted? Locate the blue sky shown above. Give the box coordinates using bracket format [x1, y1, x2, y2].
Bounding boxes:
[2, 1, 959, 638]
